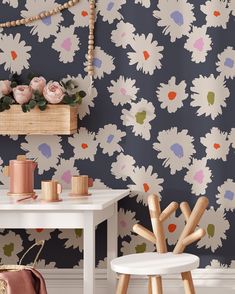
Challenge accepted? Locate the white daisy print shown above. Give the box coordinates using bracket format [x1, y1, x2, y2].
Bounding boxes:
[118, 208, 138, 238]
[111, 21, 135, 49]
[197, 207, 230, 252]
[111, 153, 136, 181]
[84, 46, 115, 79]
[0, 157, 9, 189]
[26, 229, 54, 243]
[134, 0, 150, 8]
[216, 46, 235, 79]
[0, 232, 23, 264]
[121, 234, 155, 255]
[127, 33, 163, 75]
[200, 0, 230, 29]
[68, 127, 98, 161]
[229, 0, 235, 16]
[97, 257, 107, 269]
[153, 128, 196, 175]
[70, 0, 90, 28]
[53, 158, 80, 189]
[206, 259, 227, 269]
[128, 165, 164, 206]
[52, 26, 80, 64]
[184, 158, 212, 196]
[29, 259, 56, 269]
[0, 33, 31, 74]
[96, 124, 126, 156]
[121, 98, 156, 140]
[184, 26, 212, 63]
[108, 76, 139, 106]
[153, 0, 195, 42]
[156, 76, 188, 113]
[229, 128, 235, 149]
[97, 0, 126, 24]
[62, 74, 98, 119]
[190, 74, 230, 120]
[216, 179, 235, 211]
[163, 212, 185, 246]
[92, 179, 110, 189]
[58, 229, 83, 252]
[3, 0, 18, 8]
[21, 136, 63, 175]
[200, 127, 230, 161]
[21, 0, 63, 42]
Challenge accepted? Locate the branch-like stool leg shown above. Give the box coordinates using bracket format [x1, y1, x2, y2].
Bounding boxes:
[150, 276, 163, 294]
[181, 271, 195, 294]
[116, 274, 130, 294]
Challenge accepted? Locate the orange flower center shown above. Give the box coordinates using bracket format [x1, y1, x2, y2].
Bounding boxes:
[213, 10, 221, 17]
[143, 183, 150, 192]
[11, 50, 17, 60]
[143, 50, 150, 60]
[81, 143, 88, 149]
[214, 143, 220, 150]
[36, 229, 44, 233]
[81, 10, 88, 17]
[168, 224, 177, 233]
[168, 91, 177, 100]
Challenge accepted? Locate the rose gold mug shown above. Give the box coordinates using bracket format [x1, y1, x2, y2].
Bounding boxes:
[70, 175, 93, 196]
[41, 180, 62, 202]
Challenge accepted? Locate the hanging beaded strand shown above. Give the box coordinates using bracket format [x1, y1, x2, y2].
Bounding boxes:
[87, 0, 95, 76]
[0, 0, 79, 28]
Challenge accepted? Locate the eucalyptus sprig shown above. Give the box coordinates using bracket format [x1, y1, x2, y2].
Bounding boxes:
[0, 96, 15, 112]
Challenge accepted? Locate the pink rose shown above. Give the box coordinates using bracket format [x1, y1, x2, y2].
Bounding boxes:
[0, 80, 12, 96]
[13, 85, 33, 105]
[30, 76, 46, 94]
[43, 81, 64, 104]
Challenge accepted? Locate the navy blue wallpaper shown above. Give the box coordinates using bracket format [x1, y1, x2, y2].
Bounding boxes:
[0, 0, 235, 269]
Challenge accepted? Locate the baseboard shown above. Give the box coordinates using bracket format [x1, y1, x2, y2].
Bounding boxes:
[41, 268, 235, 294]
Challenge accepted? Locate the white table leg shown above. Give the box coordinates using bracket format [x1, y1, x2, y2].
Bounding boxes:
[84, 212, 95, 294]
[107, 203, 118, 292]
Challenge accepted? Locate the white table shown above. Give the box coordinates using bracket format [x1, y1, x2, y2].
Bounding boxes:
[0, 189, 130, 294]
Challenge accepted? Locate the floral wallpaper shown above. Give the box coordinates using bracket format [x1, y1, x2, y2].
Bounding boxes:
[0, 0, 235, 269]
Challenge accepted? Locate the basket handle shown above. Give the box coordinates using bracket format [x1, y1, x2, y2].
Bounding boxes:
[19, 240, 45, 268]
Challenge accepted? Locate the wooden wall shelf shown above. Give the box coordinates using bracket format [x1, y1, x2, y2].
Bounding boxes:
[0, 105, 78, 135]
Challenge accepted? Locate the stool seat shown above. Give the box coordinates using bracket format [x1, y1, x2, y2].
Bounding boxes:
[111, 252, 199, 276]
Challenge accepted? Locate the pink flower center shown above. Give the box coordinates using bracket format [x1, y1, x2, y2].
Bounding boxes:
[120, 220, 127, 227]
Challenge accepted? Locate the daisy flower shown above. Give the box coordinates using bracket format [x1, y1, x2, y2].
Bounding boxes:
[200, 127, 230, 161]
[118, 208, 138, 238]
[156, 76, 188, 113]
[197, 207, 230, 252]
[0, 33, 32, 74]
[216, 179, 235, 211]
[0, 157, 9, 189]
[134, 0, 150, 8]
[184, 158, 212, 196]
[68, 127, 98, 161]
[52, 26, 80, 63]
[70, 0, 90, 28]
[121, 234, 155, 255]
[108, 76, 139, 106]
[58, 229, 83, 252]
[200, 0, 230, 29]
[97, 0, 126, 24]
[21, 0, 63, 42]
[153, 128, 196, 175]
[121, 98, 156, 140]
[0, 232, 23, 264]
[229, 128, 235, 149]
[229, 0, 235, 16]
[184, 26, 212, 63]
[163, 212, 185, 246]
[127, 33, 163, 75]
[62, 74, 98, 119]
[190, 74, 230, 120]
[216, 46, 235, 79]
[111, 153, 136, 181]
[128, 165, 164, 206]
[97, 257, 107, 269]
[84, 46, 115, 79]
[3, 0, 18, 7]
[92, 179, 110, 189]
[26, 229, 54, 243]
[52, 158, 80, 189]
[96, 124, 126, 156]
[206, 259, 228, 269]
[29, 259, 56, 269]
[111, 21, 135, 49]
[153, 0, 195, 42]
[21, 136, 63, 175]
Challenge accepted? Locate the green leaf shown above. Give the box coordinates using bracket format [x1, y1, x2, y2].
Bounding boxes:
[21, 104, 28, 113]
[37, 100, 46, 107]
[29, 100, 37, 109]
[39, 104, 47, 111]
[10, 81, 18, 88]
[3, 96, 14, 105]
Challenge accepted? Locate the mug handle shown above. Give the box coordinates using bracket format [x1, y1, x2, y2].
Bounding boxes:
[57, 183, 62, 195]
[88, 178, 93, 188]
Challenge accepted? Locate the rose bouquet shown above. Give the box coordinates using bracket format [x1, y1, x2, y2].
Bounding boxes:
[0, 74, 86, 112]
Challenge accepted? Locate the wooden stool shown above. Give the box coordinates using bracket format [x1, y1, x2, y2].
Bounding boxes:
[111, 195, 209, 294]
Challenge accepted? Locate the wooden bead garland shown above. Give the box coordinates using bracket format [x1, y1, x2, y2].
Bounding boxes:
[0, 0, 79, 28]
[88, 0, 95, 76]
